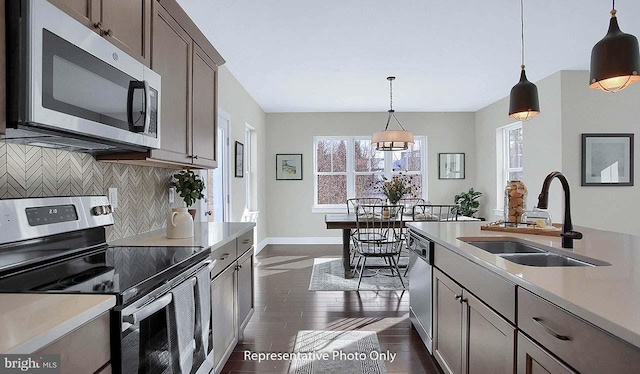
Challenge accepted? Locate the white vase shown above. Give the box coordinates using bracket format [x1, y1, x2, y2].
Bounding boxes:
[166, 207, 194, 239]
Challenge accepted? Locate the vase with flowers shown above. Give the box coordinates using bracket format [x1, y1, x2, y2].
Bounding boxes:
[373, 173, 418, 215]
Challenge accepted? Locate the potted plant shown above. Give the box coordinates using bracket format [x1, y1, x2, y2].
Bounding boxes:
[454, 188, 482, 218]
[172, 170, 206, 219]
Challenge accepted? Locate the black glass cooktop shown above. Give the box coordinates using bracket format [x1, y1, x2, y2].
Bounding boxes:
[0, 245, 208, 305]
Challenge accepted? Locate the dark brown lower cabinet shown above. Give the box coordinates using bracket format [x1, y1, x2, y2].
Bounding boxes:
[211, 264, 238, 374]
[464, 291, 515, 374]
[433, 268, 463, 374]
[236, 249, 254, 335]
[433, 268, 515, 374]
[517, 333, 576, 374]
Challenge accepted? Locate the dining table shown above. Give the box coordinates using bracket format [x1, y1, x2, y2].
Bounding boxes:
[324, 213, 480, 277]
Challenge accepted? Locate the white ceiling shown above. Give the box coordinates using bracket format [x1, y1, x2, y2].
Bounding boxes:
[177, 0, 640, 113]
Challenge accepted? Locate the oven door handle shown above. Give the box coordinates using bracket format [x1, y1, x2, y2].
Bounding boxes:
[123, 293, 173, 325]
[206, 259, 217, 271]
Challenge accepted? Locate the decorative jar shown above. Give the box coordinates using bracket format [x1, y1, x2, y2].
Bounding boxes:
[504, 180, 527, 226]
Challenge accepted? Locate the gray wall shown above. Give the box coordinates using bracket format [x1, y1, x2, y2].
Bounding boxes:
[218, 66, 267, 245]
[560, 71, 640, 235]
[265, 112, 476, 239]
[475, 71, 564, 222]
[475, 70, 640, 236]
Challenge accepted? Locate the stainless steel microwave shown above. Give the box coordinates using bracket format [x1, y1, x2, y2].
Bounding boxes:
[4, 0, 161, 154]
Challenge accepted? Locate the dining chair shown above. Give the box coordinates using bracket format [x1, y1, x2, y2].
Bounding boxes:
[346, 198, 384, 266]
[412, 204, 461, 221]
[353, 204, 406, 290]
[397, 198, 426, 217]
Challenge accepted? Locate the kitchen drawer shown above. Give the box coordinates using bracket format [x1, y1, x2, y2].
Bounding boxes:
[210, 240, 236, 279]
[518, 288, 640, 373]
[435, 243, 516, 323]
[237, 229, 254, 255]
[36, 312, 110, 374]
[517, 332, 576, 374]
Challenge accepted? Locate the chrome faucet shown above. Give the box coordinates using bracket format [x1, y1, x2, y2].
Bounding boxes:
[536, 171, 583, 248]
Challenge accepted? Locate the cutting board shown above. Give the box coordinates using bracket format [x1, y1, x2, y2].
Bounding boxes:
[480, 222, 562, 237]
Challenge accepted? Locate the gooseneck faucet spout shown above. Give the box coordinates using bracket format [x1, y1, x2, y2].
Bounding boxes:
[536, 171, 583, 248]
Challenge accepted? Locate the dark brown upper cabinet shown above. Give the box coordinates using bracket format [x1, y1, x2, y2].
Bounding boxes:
[48, 0, 152, 66]
[191, 43, 218, 168]
[147, 3, 193, 166]
[97, 0, 224, 169]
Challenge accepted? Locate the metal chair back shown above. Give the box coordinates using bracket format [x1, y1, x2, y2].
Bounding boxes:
[413, 204, 460, 221]
[354, 204, 404, 256]
[346, 198, 384, 214]
[398, 198, 425, 216]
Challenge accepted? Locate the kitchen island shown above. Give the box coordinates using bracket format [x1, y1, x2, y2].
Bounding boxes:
[407, 221, 640, 373]
[0, 294, 115, 354]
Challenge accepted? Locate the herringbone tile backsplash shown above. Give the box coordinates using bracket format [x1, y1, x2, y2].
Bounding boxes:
[0, 140, 179, 241]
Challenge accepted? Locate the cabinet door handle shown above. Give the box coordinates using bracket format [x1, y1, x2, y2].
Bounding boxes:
[454, 294, 462, 301]
[220, 253, 230, 260]
[104, 29, 113, 36]
[532, 317, 571, 341]
[242, 239, 250, 244]
[190, 155, 199, 160]
[94, 22, 104, 31]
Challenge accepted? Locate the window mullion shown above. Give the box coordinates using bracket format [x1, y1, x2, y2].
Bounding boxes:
[347, 138, 355, 198]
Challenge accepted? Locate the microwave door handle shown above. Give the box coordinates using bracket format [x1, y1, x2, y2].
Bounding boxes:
[122, 293, 173, 325]
[127, 80, 149, 133]
[143, 80, 151, 134]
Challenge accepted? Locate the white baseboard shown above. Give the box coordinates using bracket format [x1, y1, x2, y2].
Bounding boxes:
[255, 237, 342, 254]
[255, 239, 269, 255]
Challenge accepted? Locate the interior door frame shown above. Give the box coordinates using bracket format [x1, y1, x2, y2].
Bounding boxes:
[217, 108, 231, 222]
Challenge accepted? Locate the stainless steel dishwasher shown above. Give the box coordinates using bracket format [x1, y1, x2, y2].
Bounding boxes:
[408, 229, 434, 354]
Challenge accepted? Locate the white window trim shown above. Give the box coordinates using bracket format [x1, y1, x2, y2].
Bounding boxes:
[496, 122, 522, 216]
[312, 136, 428, 213]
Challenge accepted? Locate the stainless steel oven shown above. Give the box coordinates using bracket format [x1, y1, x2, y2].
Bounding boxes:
[115, 258, 215, 374]
[408, 229, 435, 353]
[5, 0, 161, 154]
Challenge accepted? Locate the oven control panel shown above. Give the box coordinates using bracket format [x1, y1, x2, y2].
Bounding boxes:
[26, 205, 78, 226]
[0, 196, 114, 245]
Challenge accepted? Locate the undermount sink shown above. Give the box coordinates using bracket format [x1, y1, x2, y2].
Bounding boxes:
[464, 240, 545, 254]
[459, 237, 610, 267]
[499, 253, 594, 267]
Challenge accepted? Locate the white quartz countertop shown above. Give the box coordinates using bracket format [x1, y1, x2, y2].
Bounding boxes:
[407, 221, 640, 348]
[0, 294, 115, 353]
[109, 222, 255, 250]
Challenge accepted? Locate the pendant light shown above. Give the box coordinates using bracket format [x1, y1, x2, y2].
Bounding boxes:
[589, 0, 640, 92]
[509, 0, 540, 122]
[372, 77, 414, 151]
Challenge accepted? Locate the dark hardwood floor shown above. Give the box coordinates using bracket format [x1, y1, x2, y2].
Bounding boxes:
[222, 244, 443, 374]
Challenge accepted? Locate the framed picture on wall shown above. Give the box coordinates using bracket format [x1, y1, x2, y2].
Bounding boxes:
[439, 153, 465, 179]
[582, 133, 634, 186]
[276, 154, 303, 180]
[235, 141, 244, 178]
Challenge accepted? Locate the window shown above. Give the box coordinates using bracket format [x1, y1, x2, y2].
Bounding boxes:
[313, 136, 427, 211]
[497, 122, 523, 212]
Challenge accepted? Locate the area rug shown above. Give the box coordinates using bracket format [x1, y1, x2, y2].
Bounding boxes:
[308, 257, 408, 291]
[288, 330, 389, 374]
